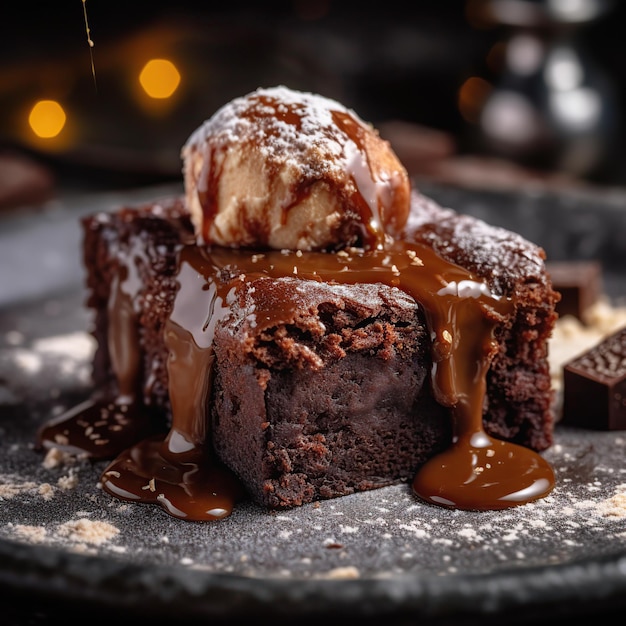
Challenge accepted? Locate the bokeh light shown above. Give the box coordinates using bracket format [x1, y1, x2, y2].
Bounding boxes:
[139, 59, 181, 99]
[458, 76, 492, 124]
[28, 100, 67, 138]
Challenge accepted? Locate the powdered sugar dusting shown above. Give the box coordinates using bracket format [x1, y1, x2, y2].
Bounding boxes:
[2, 392, 626, 580]
[405, 190, 547, 296]
[183, 85, 360, 177]
[181, 86, 411, 250]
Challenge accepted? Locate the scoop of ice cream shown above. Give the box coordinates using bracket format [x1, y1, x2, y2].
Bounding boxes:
[181, 86, 411, 251]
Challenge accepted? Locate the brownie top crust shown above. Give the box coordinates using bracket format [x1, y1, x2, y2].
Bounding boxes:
[404, 191, 550, 297]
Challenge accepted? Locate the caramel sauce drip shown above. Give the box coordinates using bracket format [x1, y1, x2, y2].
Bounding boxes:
[331, 109, 388, 250]
[101, 259, 246, 521]
[36, 270, 159, 460]
[196, 93, 309, 246]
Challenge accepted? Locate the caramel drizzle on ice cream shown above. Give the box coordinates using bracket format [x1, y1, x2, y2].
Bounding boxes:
[182, 87, 410, 251]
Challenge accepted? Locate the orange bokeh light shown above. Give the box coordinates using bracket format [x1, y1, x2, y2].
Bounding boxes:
[28, 99, 67, 138]
[139, 58, 181, 99]
[458, 76, 492, 124]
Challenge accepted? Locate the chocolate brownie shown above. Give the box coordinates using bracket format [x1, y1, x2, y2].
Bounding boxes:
[64, 190, 558, 512]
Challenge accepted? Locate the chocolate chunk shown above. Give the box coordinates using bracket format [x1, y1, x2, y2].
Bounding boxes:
[546, 260, 603, 322]
[561, 326, 626, 430]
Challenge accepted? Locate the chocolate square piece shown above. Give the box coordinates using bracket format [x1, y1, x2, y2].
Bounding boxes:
[546, 260, 602, 322]
[561, 327, 626, 430]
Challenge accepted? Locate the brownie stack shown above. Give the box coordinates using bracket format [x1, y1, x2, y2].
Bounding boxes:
[81, 191, 558, 509]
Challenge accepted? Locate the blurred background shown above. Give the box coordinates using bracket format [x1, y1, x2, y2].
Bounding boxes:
[1, 0, 626, 210]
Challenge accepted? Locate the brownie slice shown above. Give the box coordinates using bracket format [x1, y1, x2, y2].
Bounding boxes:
[82, 196, 193, 411]
[81, 191, 558, 509]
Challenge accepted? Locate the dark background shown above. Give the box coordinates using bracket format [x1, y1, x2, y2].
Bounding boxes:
[1, 0, 626, 198]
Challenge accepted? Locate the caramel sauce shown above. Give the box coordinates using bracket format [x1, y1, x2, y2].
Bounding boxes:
[37, 269, 159, 460]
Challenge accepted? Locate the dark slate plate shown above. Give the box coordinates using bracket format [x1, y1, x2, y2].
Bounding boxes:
[1, 182, 626, 626]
